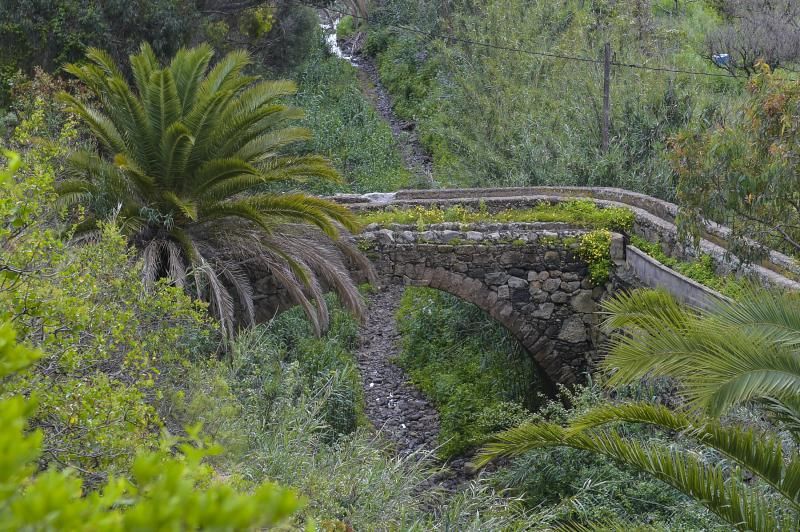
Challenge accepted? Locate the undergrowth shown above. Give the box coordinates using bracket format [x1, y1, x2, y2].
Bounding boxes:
[291, 38, 413, 194]
[395, 287, 544, 457]
[489, 384, 726, 529]
[224, 296, 532, 529]
[365, 0, 738, 197]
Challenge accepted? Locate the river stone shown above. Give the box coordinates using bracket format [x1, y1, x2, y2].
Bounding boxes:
[560, 281, 579, 293]
[485, 272, 509, 285]
[532, 302, 555, 319]
[543, 278, 561, 292]
[550, 291, 569, 304]
[439, 230, 462, 242]
[508, 276, 528, 289]
[376, 229, 395, 244]
[544, 250, 561, 267]
[558, 316, 587, 343]
[571, 290, 596, 313]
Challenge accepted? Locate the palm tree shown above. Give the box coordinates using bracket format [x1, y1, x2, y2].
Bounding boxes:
[478, 288, 800, 531]
[602, 288, 800, 435]
[57, 43, 375, 337]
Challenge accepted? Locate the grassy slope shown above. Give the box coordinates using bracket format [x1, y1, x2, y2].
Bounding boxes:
[291, 39, 412, 194]
[365, 0, 741, 197]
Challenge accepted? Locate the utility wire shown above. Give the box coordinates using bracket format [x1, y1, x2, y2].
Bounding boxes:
[305, 2, 738, 78]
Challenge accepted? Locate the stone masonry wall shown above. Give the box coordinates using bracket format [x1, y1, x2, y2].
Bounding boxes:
[359, 222, 623, 385]
[335, 187, 800, 290]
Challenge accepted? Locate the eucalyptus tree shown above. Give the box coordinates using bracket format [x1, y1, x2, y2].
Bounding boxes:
[58, 43, 374, 337]
[479, 288, 800, 531]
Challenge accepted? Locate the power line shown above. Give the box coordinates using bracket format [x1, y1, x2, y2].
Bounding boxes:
[306, 2, 736, 79]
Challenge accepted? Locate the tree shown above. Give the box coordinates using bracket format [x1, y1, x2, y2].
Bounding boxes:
[478, 289, 800, 530]
[0, 0, 194, 82]
[58, 44, 374, 337]
[670, 65, 800, 259]
[705, 0, 800, 76]
[0, 152, 301, 530]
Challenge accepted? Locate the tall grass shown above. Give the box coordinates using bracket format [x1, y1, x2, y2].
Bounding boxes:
[222, 299, 532, 528]
[292, 37, 412, 194]
[367, 0, 745, 198]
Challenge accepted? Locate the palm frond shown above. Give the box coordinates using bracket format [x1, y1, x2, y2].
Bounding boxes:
[144, 69, 181, 143]
[569, 402, 800, 509]
[601, 288, 694, 335]
[160, 122, 194, 188]
[62, 43, 372, 338]
[130, 42, 160, 98]
[169, 44, 214, 115]
[234, 127, 313, 162]
[58, 93, 127, 155]
[478, 423, 796, 531]
[711, 288, 800, 348]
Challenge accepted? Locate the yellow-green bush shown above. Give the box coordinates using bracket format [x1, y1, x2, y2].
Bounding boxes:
[578, 229, 613, 285]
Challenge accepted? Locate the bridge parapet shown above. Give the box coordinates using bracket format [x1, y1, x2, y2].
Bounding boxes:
[335, 187, 800, 291]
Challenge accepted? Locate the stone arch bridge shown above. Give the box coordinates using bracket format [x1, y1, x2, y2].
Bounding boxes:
[254, 187, 800, 387]
[358, 223, 620, 385]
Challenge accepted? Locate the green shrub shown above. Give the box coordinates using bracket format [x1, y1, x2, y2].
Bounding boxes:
[292, 43, 412, 193]
[360, 200, 634, 230]
[337, 15, 357, 39]
[0, 155, 300, 530]
[1, 106, 233, 486]
[395, 287, 544, 457]
[578, 230, 613, 285]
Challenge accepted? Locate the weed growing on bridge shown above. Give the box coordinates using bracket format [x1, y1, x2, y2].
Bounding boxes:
[578, 230, 614, 285]
[360, 200, 634, 231]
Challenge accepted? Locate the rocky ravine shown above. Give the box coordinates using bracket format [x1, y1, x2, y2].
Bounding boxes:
[356, 285, 440, 456]
[356, 285, 479, 491]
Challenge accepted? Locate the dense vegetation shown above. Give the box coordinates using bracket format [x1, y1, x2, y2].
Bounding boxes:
[395, 288, 542, 457]
[3, 0, 800, 529]
[359, 199, 634, 230]
[363, 0, 798, 199]
[481, 288, 800, 529]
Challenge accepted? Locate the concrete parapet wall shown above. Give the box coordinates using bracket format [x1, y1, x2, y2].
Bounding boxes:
[624, 246, 730, 311]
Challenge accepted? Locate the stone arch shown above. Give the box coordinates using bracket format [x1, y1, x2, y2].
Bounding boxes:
[394, 265, 572, 387]
[361, 225, 612, 386]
